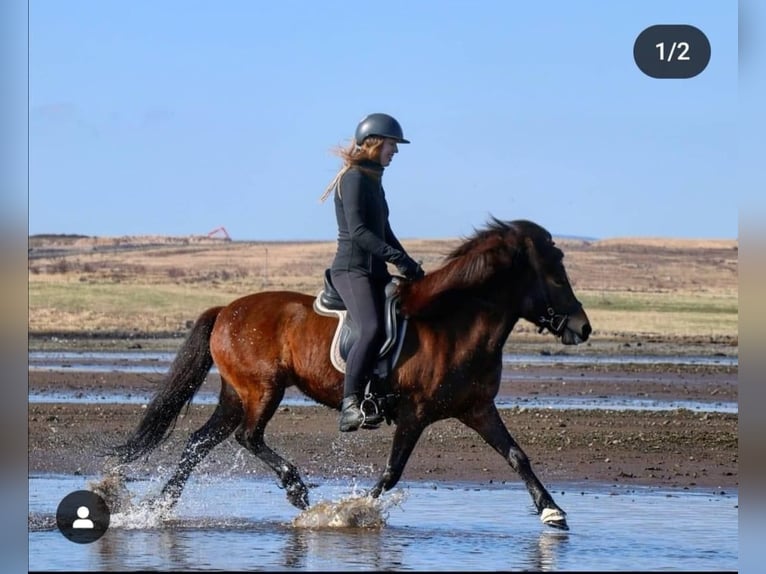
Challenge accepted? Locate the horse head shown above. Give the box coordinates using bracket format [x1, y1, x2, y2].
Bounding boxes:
[511, 220, 591, 345]
[399, 217, 591, 346]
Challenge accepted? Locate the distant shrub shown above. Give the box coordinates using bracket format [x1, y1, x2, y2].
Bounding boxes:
[52, 259, 70, 274]
[167, 267, 186, 279]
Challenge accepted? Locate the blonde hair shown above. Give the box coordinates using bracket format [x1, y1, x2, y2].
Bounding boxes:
[319, 136, 385, 202]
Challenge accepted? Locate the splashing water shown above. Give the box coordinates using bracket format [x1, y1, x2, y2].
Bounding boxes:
[89, 471, 131, 513]
[87, 467, 411, 531]
[88, 471, 175, 530]
[292, 489, 408, 529]
[108, 500, 176, 530]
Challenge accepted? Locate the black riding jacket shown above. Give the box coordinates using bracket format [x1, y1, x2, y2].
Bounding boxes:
[331, 160, 409, 279]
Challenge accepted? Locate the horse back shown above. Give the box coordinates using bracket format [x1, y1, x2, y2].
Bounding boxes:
[211, 290, 327, 353]
[208, 290, 343, 405]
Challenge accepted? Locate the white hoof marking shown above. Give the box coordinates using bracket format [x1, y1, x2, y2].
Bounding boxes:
[541, 508, 566, 524]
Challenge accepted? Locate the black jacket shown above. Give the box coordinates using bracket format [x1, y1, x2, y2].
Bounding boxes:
[331, 160, 409, 279]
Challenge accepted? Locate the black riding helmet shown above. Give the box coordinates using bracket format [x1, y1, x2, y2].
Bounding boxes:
[354, 113, 410, 145]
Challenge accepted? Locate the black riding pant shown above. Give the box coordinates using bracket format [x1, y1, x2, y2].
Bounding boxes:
[330, 269, 387, 399]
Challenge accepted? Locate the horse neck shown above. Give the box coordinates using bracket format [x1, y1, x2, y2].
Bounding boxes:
[436, 288, 521, 355]
[404, 265, 527, 352]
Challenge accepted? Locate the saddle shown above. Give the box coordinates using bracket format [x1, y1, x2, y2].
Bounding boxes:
[313, 269, 406, 424]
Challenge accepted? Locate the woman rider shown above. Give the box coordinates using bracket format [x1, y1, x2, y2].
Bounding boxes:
[321, 113, 424, 432]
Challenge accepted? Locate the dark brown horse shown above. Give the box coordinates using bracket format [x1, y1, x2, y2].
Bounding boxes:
[113, 218, 591, 530]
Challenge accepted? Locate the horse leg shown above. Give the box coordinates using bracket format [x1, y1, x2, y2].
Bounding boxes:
[157, 381, 243, 508]
[459, 404, 568, 530]
[234, 387, 310, 510]
[368, 421, 425, 498]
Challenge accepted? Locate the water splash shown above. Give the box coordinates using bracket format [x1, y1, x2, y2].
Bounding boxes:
[88, 471, 175, 530]
[292, 489, 408, 529]
[89, 471, 132, 514]
[326, 435, 378, 479]
[109, 500, 175, 530]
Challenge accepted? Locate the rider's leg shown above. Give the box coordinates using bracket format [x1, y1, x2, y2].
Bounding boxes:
[331, 270, 386, 432]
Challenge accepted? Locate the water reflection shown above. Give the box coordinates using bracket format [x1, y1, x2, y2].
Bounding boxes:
[73, 520, 570, 572]
[28, 475, 738, 572]
[527, 530, 570, 571]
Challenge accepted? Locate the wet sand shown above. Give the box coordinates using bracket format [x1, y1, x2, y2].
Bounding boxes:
[28, 361, 738, 492]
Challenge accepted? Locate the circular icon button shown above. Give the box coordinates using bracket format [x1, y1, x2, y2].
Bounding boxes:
[56, 490, 110, 544]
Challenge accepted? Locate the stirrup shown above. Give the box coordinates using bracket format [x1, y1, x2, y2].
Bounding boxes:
[339, 399, 364, 432]
[360, 394, 384, 429]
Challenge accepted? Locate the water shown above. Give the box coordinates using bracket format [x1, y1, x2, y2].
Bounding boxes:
[28, 350, 739, 570]
[29, 474, 737, 572]
[28, 350, 739, 371]
[26, 388, 738, 414]
[28, 351, 738, 413]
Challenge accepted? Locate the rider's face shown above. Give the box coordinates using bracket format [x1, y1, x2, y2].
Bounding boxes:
[379, 139, 399, 167]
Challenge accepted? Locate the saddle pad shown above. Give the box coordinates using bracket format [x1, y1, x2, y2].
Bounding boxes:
[312, 296, 348, 374]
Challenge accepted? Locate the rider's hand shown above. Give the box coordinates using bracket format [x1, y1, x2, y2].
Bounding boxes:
[396, 255, 425, 280]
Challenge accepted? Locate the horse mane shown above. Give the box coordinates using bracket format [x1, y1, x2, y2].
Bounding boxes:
[399, 218, 550, 317]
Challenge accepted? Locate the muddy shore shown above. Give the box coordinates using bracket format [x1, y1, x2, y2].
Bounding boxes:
[28, 359, 738, 494]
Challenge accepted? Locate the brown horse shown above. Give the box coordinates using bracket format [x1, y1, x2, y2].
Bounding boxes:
[113, 218, 591, 530]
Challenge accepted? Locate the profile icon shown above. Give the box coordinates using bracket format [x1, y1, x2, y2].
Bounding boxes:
[72, 506, 95, 529]
[56, 490, 110, 543]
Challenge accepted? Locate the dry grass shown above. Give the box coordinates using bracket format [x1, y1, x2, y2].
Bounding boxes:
[28, 234, 738, 341]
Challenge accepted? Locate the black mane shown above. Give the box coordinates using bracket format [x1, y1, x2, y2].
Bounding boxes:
[400, 218, 552, 316]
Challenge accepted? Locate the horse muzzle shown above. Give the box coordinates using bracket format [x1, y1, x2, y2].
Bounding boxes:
[539, 305, 591, 345]
[560, 309, 591, 345]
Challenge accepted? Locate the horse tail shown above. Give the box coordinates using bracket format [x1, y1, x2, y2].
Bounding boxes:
[112, 305, 224, 464]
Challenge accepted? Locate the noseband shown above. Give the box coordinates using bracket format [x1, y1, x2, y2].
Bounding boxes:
[537, 305, 578, 337]
[527, 241, 581, 337]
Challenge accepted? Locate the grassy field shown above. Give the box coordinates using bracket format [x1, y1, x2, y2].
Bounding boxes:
[28, 234, 738, 343]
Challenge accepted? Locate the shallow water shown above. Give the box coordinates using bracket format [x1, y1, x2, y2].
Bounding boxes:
[28, 350, 739, 371]
[28, 351, 738, 413]
[29, 474, 737, 572]
[26, 388, 738, 414]
[29, 349, 739, 570]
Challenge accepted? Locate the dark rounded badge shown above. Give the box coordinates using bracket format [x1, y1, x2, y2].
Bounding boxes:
[56, 490, 111, 544]
[634, 25, 711, 79]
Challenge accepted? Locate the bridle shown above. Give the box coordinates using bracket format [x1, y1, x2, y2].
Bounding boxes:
[526, 238, 582, 338]
[536, 303, 580, 337]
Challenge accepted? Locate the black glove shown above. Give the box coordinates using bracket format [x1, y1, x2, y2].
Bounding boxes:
[396, 255, 425, 280]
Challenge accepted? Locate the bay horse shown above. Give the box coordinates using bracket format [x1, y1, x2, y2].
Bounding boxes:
[112, 218, 591, 530]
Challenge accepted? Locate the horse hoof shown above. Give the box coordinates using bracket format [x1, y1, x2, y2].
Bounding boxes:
[287, 484, 310, 510]
[541, 508, 569, 530]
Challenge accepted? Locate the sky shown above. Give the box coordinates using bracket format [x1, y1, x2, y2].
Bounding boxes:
[25, 0, 739, 241]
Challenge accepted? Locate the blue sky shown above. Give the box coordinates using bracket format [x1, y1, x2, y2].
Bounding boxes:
[27, 0, 738, 241]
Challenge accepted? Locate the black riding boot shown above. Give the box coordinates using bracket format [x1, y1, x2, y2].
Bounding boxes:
[339, 396, 364, 432]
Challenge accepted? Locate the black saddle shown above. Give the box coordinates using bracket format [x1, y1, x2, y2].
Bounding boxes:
[316, 269, 407, 424]
[319, 269, 402, 362]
